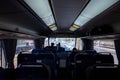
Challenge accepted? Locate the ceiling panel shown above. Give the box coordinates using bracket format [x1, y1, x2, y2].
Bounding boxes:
[51, 0, 89, 31]
[0, 0, 53, 36]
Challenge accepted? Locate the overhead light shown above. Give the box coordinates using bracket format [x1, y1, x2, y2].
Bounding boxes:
[74, 0, 119, 27]
[24, 0, 57, 30]
[69, 24, 80, 31]
[49, 24, 57, 31]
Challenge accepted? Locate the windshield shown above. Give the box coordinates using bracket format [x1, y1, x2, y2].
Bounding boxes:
[45, 38, 76, 51]
[44, 38, 83, 51]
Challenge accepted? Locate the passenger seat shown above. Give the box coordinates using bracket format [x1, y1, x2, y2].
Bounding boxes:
[85, 64, 120, 80]
[74, 53, 95, 80]
[0, 67, 5, 80]
[16, 63, 51, 80]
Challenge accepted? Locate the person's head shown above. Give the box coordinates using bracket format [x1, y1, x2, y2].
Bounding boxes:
[72, 47, 77, 52]
[26, 42, 29, 46]
[58, 43, 61, 47]
[51, 43, 54, 47]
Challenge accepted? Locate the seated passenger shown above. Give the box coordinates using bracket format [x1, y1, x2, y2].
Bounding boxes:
[51, 43, 55, 47]
[69, 48, 78, 62]
[72, 47, 77, 53]
[44, 43, 57, 53]
[56, 43, 65, 52]
[44, 43, 55, 49]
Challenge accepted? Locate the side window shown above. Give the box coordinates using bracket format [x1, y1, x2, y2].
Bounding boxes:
[0, 40, 7, 68]
[14, 39, 35, 68]
[44, 38, 49, 47]
[16, 39, 34, 53]
[94, 39, 118, 64]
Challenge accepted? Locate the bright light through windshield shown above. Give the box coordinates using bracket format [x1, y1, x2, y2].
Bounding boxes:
[44, 38, 82, 51]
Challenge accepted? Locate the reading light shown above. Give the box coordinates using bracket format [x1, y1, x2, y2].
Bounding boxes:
[24, 0, 57, 31]
[49, 24, 57, 31]
[69, 24, 80, 31]
[70, 0, 118, 31]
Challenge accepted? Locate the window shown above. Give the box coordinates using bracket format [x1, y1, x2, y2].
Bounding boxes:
[16, 39, 34, 53]
[14, 39, 34, 68]
[94, 39, 118, 64]
[44, 38, 83, 51]
[24, 0, 57, 31]
[0, 40, 7, 68]
[76, 38, 83, 50]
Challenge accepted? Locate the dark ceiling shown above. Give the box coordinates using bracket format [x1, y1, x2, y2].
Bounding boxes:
[50, 0, 89, 31]
[0, 0, 120, 38]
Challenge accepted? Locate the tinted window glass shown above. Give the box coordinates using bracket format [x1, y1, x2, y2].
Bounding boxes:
[94, 39, 118, 64]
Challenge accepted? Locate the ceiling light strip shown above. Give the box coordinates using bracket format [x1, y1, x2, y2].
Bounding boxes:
[24, 0, 57, 31]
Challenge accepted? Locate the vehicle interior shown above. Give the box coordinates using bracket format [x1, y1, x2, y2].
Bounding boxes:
[0, 0, 120, 80]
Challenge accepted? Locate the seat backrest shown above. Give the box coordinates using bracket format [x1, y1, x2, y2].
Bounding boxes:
[44, 46, 57, 53]
[36, 53, 56, 68]
[38, 53, 57, 80]
[16, 63, 51, 80]
[17, 54, 36, 65]
[74, 53, 95, 80]
[86, 64, 119, 80]
[75, 54, 95, 68]
[95, 54, 114, 64]
[67, 51, 79, 70]
[0, 67, 5, 80]
[57, 47, 65, 52]
[32, 48, 44, 54]
[85, 50, 97, 54]
[5, 68, 15, 80]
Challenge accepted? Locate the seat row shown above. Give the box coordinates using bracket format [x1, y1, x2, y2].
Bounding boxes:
[67, 51, 114, 80]
[18, 53, 58, 80]
[0, 63, 51, 80]
[17, 50, 118, 80]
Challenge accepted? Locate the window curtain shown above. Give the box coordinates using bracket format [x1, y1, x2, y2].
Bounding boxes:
[82, 39, 93, 50]
[3, 39, 17, 68]
[34, 38, 45, 49]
